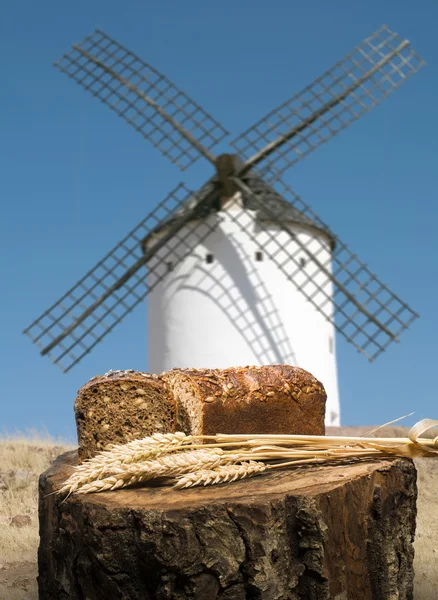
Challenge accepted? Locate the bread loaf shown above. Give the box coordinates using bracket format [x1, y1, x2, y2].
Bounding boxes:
[163, 365, 326, 436]
[74, 370, 175, 462]
[75, 365, 327, 461]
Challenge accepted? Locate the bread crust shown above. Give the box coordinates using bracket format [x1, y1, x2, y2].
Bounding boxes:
[77, 370, 165, 397]
[166, 365, 327, 436]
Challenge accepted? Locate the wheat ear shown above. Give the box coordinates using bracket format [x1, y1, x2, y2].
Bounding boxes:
[58, 432, 192, 494]
[175, 460, 267, 489]
[70, 449, 241, 495]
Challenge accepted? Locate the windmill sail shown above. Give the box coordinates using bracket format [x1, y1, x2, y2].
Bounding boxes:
[55, 29, 228, 170]
[25, 25, 423, 371]
[231, 175, 418, 361]
[232, 25, 425, 179]
[23, 184, 219, 372]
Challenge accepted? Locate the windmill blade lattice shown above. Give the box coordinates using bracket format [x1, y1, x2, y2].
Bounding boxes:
[25, 25, 424, 372]
[23, 185, 220, 372]
[55, 29, 228, 171]
[232, 175, 418, 361]
[232, 25, 425, 178]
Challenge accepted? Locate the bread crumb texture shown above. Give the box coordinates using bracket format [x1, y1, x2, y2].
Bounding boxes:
[75, 370, 175, 462]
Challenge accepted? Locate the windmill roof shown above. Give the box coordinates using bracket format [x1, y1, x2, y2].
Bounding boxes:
[144, 170, 335, 248]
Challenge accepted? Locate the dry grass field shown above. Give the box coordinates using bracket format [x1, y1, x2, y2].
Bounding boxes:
[0, 428, 437, 599]
[0, 434, 74, 599]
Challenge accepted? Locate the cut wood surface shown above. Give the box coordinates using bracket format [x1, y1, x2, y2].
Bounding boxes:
[39, 450, 417, 600]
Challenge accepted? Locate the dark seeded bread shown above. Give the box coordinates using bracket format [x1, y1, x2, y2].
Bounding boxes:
[74, 370, 175, 462]
[162, 365, 326, 437]
[75, 365, 326, 462]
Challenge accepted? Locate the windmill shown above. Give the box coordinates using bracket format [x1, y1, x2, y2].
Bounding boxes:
[24, 26, 424, 426]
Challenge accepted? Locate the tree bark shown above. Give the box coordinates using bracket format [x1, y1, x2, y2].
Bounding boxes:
[38, 451, 417, 600]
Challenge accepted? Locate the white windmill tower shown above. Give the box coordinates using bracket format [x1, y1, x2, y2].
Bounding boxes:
[24, 26, 424, 426]
[145, 164, 339, 423]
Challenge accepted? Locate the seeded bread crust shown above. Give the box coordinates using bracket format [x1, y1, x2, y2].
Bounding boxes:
[75, 370, 175, 462]
[163, 365, 327, 436]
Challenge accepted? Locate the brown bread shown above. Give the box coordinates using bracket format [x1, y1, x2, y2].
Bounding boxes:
[75, 365, 326, 461]
[162, 365, 326, 436]
[74, 370, 175, 462]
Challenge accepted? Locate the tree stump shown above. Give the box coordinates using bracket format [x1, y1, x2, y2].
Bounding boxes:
[38, 451, 417, 600]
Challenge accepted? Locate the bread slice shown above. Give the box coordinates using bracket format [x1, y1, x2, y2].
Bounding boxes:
[162, 365, 326, 437]
[74, 370, 175, 462]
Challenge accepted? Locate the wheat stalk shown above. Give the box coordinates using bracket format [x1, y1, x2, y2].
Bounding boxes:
[58, 432, 192, 494]
[76, 431, 191, 468]
[175, 460, 267, 489]
[69, 448, 241, 495]
[58, 417, 438, 495]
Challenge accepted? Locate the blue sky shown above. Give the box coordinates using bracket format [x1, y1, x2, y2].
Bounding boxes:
[1, 0, 437, 439]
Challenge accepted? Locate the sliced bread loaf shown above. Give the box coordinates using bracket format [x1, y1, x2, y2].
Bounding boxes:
[162, 365, 326, 436]
[74, 370, 175, 462]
